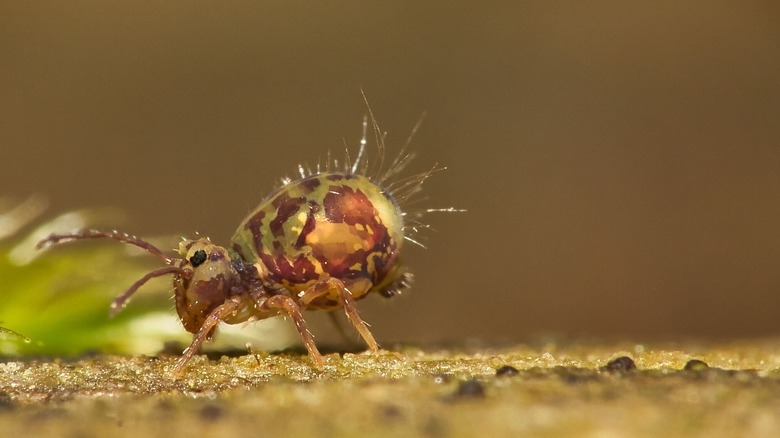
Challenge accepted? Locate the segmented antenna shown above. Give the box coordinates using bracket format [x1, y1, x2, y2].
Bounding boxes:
[37, 229, 175, 264]
[109, 265, 189, 316]
[36, 229, 190, 317]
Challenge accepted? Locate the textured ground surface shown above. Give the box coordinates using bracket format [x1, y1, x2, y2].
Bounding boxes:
[2, 339, 780, 437]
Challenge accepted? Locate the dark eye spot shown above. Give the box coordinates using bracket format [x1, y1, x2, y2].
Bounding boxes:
[190, 249, 207, 267]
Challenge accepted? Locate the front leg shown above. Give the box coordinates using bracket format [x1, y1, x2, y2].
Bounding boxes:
[299, 277, 379, 354]
[172, 300, 240, 376]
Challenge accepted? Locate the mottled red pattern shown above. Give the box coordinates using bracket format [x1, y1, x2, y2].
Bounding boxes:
[295, 201, 320, 249]
[277, 253, 319, 283]
[315, 185, 395, 283]
[237, 176, 400, 292]
[256, 251, 281, 282]
[270, 193, 305, 238]
[244, 210, 266, 256]
[323, 185, 376, 226]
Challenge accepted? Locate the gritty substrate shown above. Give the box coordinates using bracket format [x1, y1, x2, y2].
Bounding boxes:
[2, 339, 780, 437]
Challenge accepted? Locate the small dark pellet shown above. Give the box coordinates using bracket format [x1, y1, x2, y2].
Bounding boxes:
[602, 356, 637, 372]
[495, 365, 519, 377]
[683, 359, 709, 371]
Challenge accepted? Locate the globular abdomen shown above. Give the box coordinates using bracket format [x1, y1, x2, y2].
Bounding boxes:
[231, 173, 405, 306]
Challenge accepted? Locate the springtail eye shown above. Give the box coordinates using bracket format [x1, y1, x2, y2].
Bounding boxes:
[189, 249, 207, 267]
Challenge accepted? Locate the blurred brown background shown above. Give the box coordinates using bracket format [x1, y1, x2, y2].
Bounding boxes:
[1, 2, 779, 345]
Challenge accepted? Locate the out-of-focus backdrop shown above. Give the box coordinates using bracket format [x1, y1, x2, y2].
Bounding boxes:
[1, 2, 779, 346]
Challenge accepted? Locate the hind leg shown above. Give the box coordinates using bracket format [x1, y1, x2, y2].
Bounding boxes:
[262, 294, 323, 368]
[298, 277, 378, 353]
